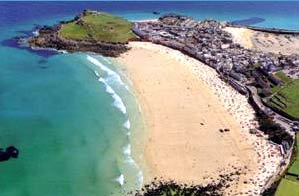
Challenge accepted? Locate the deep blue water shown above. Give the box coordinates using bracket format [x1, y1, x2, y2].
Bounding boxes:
[0, 1, 299, 196]
[1, 1, 299, 29]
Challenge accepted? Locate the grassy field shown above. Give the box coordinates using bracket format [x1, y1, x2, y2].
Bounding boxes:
[59, 22, 88, 40]
[275, 71, 293, 83]
[59, 11, 136, 43]
[288, 160, 299, 175]
[275, 134, 299, 196]
[288, 134, 299, 175]
[276, 179, 299, 196]
[267, 71, 299, 118]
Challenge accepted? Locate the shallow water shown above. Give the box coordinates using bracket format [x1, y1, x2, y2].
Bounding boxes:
[0, 20, 142, 196]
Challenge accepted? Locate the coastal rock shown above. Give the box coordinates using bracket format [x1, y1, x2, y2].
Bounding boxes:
[27, 25, 130, 57]
[0, 146, 19, 162]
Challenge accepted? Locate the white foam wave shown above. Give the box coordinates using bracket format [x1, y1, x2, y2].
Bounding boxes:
[101, 57, 112, 65]
[123, 144, 131, 155]
[88, 55, 143, 188]
[115, 174, 125, 186]
[125, 156, 136, 165]
[137, 171, 144, 189]
[123, 146, 144, 188]
[59, 50, 68, 54]
[87, 55, 125, 86]
[123, 148, 139, 171]
[98, 77, 127, 114]
[123, 120, 131, 130]
[123, 144, 137, 166]
[122, 144, 144, 189]
[32, 30, 39, 36]
[94, 70, 100, 77]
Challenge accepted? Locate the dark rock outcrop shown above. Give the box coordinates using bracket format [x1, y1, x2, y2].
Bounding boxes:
[0, 146, 19, 162]
[27, 25, 130, 57]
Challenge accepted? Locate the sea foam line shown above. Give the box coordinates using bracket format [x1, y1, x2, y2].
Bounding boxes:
[32, 30, 39, 36]
[123, 143, 144, 189]
[123, 119, 131, 130]
[115, 145, 144, 188]
[101, 56, 112, 65]
[89, 55, 143, 188]
[115, 174, 125, 186]
[87, 55, 126, 86]
[123, 144, 138, 168]
[123, 144, 132, 156]
[98, 77, 127, 114]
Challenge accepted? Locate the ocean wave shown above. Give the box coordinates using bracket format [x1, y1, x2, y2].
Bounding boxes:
[123, 144, 131, 155]
[115, 174, 125, 186]
[123, 119, 131, 130]
[101, 56, 112, 65]
[123, 144, 138, 167]
[32, 30, 39, 36]
[137, 171, 144, 189]
[98, 77, 127, 114]
[59, 50, 68, 54]
[125, 156, 135, 165]
[123, 145, 144, 189]
[88, 55, 143, 188]
[117, 144, 144, 189]
[94, 70, 100, 77]
[87, 55, 126, 87]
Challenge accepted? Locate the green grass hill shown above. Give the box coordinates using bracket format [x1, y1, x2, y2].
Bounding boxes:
[59, 10, 136, 43]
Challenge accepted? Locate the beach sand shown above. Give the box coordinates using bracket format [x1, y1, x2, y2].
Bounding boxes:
[224, 26, 299, 55]
[116, 42, 282, 195]
[224, 27, 255, 49]
[251, 31, 299, 55]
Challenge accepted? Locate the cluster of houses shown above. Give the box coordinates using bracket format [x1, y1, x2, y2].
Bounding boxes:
[133, 14, 299, 96]
[133, 14, 299, 155]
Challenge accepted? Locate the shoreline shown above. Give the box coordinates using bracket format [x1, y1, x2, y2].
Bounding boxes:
[223, 27, 255, 49]
[115, 42, 283, 195]
[86, 54, 146, 194]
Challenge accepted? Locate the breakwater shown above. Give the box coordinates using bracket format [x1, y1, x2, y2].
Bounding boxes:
[229, 24, 299, 35]
[247, 26, 299, 35]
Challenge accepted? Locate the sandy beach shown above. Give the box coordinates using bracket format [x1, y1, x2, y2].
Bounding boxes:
[116, 42, 282, 195]
[251, 31, 299, 55]
[224, 26, 299, 55]
[224, 27, 255, 49]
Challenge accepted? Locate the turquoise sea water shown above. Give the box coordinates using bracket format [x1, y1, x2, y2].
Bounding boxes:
[1, 1, 299, 196]
[0, 18, 143, 196]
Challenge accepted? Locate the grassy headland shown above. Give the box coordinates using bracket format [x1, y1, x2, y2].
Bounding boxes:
[267, 71, 299, 119]
[59, 11, 136, 43]
[28, 10, 137, 56]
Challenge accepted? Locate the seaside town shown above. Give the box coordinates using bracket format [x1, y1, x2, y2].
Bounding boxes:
[132, 14, 299, 195]
[23, 10, 299, 196]
[133, 14, 299, 139]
